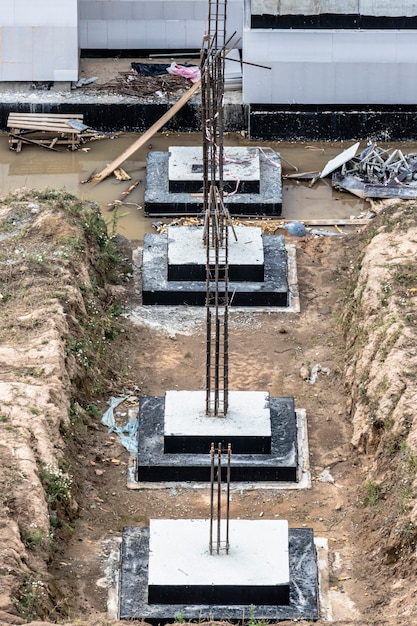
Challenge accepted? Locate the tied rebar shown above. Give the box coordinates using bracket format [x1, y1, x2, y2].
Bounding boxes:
[201, 0, 235, 417]
[209, 442, 231, 555]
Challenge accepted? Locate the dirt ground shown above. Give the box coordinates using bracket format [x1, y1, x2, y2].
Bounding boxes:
[1, 190, 417, 626]
[46, 233, 373, 624]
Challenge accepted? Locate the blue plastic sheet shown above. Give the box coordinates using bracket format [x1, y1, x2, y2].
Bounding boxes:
[101, 396, 138, 456]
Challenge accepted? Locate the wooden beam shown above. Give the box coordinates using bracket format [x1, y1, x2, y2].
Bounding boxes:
[239, 218, 370, 226]
[8, 113, 84, 119]
[8, 133, 60, 151]
[91, 79, 201, 184]
[8, 122, 80, 133]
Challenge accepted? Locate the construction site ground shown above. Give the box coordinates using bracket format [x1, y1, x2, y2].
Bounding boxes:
[1, 186, 417, 626]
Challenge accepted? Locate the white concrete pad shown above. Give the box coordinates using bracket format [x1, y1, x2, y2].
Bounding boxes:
[168, 146, 260, 182]
[167, 225, 264, 266]
[164, 390, 271, 437]
[148, 519, 289, 587]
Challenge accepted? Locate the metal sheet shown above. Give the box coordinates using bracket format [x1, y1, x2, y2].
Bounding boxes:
[320, 142, 360, 178]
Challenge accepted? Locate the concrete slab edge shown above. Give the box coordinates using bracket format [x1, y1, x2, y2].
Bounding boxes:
[127, 408, 310, 491]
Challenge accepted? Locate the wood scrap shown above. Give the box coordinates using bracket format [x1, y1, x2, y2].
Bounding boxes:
[8, 132, 60, 152]
[79, 71, 190, 98]
[7, 112, 116, 152]
[114, 167, 131, 181]
[108, 179, 142, 211]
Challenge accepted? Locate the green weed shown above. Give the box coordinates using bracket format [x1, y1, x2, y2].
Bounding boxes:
[22, 527, 44, 549]
[364, 482, 379, 506]
[12, 574, 47, 621]
[39, 464, 72, 507]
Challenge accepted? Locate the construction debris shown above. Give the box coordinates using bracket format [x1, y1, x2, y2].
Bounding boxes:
[80, 69, 190, 98]
[320, 142, 360, 179]
[150, 215, 369, 236]
[108, 179, 142, 211]
[295, 141, 417, 200]
[331, 142, 417, 199]
[7, 112, 116, 152]
[114, 168, 131, 181]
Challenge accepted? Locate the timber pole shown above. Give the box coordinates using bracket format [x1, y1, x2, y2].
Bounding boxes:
[91, 78, 201, 184]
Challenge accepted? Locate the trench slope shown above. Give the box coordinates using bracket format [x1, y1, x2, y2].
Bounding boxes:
[342, 201, 417, 621]
[0, 190, 127, 624]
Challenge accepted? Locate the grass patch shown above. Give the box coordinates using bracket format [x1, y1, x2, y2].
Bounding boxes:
[364, 482, 380, 506]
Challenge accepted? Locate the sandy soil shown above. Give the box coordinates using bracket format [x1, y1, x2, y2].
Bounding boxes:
[1, 190, 417, 626]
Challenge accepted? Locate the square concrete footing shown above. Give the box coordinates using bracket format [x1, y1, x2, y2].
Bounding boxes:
[142, 226, 289, 307]
[168, 146, 261, 194]
[119, 521, 319, 621]
[144, 147, 282, 216]
[135, 393, 298, 483]
[148, 519, 289, 605]
[168, 225, 265, 282]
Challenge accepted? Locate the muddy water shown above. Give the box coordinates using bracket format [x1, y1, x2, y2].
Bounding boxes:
[2, 133, 415, 241]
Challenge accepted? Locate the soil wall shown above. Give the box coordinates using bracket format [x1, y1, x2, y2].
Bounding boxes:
[0, 190, 128, 625]
[342, 202, 417, 619]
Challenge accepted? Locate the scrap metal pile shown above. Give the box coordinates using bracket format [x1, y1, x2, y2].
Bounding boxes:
[332, 142, 417, 199]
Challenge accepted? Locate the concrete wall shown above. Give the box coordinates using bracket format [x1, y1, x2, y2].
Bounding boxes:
[0, 0, 78, 82]
[250, 0, 417, 16]
[242, 29, 417, 104]
[79, 0, 243, 50]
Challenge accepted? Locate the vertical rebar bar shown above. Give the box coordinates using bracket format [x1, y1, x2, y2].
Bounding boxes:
[209, 442, 215, 555]
[226, 443, 231, 554]
[209, 442, 232, 555]
[202, 0, 230, 418]
[217, 441, 222, 554]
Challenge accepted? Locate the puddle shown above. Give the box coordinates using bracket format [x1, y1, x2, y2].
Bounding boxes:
[2, 132, 416, 241]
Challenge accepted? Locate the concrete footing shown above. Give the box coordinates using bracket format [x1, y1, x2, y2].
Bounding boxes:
[148, 519, 290, 605]
[144, 147, 282, 216]
[142, 226, 289, 307]
[119, 523, 319, 621]
[135, 394, 298, 483]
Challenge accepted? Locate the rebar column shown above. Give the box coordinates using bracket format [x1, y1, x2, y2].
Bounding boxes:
[209, 442, 231, 555]
[201, 0, 229, 417]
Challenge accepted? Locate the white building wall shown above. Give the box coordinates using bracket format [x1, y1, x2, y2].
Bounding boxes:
[242, 29, 417, 104]
[79, 0, 243, 50]
[0, 0, 78, 82]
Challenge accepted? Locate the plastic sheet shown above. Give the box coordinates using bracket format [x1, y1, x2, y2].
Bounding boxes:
[309, 364, 330, 384]
[131, 62, 169, 76]
[167, 62, 201, 83]
[101, 396, 138, 456]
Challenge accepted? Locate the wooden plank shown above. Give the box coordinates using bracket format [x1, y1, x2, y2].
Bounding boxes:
[293, 218, 369, 226]
[92, 79, 201, 184]
[363, 184, 417, 199]
[8, 133, 60, 151]
[8, 113, 83, 120]
[8, 123, 79, 133]
[8, 120, 78, 128]
[7, 119, 81, 126]
[241, 218, 370, 226]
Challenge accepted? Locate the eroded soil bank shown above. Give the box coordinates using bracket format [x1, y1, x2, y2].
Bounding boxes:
[0, 191, 416, 626]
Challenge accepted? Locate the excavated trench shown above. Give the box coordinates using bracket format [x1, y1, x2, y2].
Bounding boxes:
[0, 188, 417, 626]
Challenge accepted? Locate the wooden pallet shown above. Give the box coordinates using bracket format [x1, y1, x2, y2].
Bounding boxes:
[7, 112, 90, 152]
